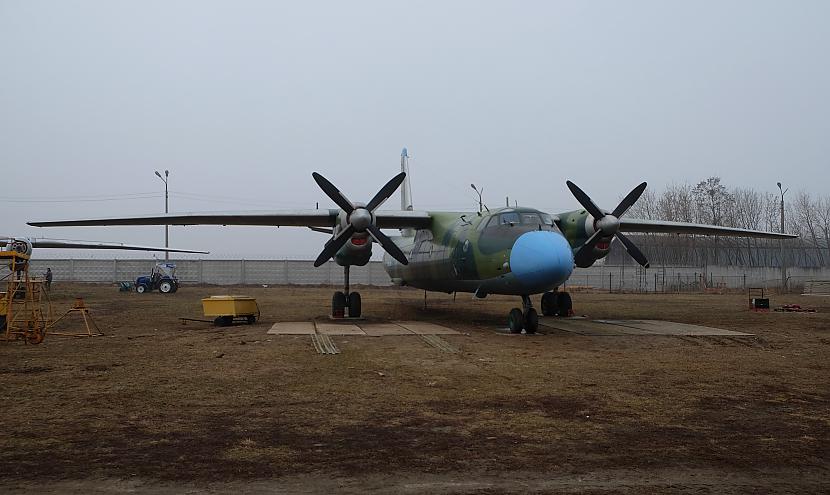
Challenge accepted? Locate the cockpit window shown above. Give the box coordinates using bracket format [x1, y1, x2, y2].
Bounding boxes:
[521, 213, 541, 225]
[540, 213, 553, 225]
[499, 212, 520, 225]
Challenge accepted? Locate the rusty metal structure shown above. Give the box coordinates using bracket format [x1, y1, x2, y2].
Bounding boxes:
[1, 251, 50, 344]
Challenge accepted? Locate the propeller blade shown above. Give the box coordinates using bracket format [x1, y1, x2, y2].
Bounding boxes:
[312, 172, 355, 213]
[367, 224, 409, 265]
[566, 181, 604, 220]
[365, 172, 407, 212]
[313, 225, 355, 267]
[611, 182, 648, 218]
[573, 230, 603, 267]
[616, 232, 650, 268]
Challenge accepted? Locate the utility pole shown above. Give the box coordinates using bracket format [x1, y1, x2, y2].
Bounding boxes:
[155, 170, 170, 260]
[777, 182, 788, 292]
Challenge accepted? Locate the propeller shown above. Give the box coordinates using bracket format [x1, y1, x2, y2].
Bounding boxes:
[312, 172, 409, 267]
[566, 180, 650, 269]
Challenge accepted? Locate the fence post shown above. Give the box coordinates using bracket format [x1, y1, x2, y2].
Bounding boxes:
[113, 259, 118, 283]
[241, 259, 246, 285]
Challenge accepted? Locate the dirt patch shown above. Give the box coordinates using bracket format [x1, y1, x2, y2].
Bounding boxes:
[1, 285, 829, 493]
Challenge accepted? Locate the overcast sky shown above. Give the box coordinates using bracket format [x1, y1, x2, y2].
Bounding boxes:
[1, 1, 828, 259]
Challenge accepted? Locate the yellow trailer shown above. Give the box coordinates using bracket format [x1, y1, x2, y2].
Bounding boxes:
[201, 296, 259, 326]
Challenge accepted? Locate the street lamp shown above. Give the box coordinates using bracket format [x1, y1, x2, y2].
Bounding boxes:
[470, 184, 483, 213]
[777, 181, 788, 292]
[155, 170, 169, 260]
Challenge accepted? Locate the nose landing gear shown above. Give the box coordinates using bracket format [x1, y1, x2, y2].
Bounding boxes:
[508, 295, 539, 334]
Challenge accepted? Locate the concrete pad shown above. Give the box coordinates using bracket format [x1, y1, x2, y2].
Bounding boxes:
[599, 320, 753, 336]
[396, 321, 460, 335]
[539, 317, 752, 337]
[267, 322, 315, 335]
[360, 323, 414, 336]
[315, 322, 366, 336]
[539, 318, 654, 336]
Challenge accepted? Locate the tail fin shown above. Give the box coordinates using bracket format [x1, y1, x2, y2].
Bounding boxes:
[400, 148, 415, 237]
[400, 147, 413, 211]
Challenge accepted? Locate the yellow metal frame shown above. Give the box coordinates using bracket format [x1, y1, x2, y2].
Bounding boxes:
[2, 252, 51, 344]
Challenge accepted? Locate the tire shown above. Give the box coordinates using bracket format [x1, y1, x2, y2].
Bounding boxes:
[556, 292, 573, 317]
[214, 315, 233, 327]
[508, 308, 524, 334]
[159, 281, 173, 294]
[136, 284, 147, 294]
[541, 292, 556, 316]
[348, 292, 362, 318]
[246, 315, 256, 325]
[524, 308, 539, 334]
[332, 291, 347, 318]
[171, 283, 179, 293]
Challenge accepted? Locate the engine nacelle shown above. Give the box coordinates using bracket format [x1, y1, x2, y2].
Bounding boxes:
[4, 238, 33, 257]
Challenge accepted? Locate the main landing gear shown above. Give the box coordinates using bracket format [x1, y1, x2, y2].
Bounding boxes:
[331, 266, 361, 318]
[507, 290, 573, 334]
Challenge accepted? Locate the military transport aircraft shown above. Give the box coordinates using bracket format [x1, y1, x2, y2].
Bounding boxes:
[28, 149, 795, 333]
[1, 237, 208, 259]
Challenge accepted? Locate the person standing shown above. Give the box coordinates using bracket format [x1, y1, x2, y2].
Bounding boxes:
[44, 267, 53, 291]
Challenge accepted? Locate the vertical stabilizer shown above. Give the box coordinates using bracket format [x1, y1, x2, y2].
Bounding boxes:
[400, 148, 413, 211]
[400, 148, 415, 237]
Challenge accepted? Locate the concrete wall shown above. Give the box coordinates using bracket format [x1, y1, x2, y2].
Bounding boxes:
[26, 259, 392, 286]
[23, 259, 830, 291]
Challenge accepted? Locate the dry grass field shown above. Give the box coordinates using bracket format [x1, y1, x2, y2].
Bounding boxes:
[1, 283, 828, 494]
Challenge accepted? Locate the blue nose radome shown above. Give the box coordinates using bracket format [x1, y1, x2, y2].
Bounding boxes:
[509, 231, 574, 291]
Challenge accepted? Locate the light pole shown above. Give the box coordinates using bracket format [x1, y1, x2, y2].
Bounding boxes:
[155, 170, 169, 260]
[470, 184, 483, 213]
[777, 182, 788, 292]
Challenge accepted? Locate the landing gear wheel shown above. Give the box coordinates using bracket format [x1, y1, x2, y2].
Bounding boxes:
[348, 292, 361, 318]
[159, 281, 173, 294]
[136, 284, 147, 294]
[332, 291, 347, 318]
[556, 292, 573, 317]
[524, 308, 539, 334]
[541, 292, 556, 316]
[214, 315, 233, 327]
[508, 308, 524, 334]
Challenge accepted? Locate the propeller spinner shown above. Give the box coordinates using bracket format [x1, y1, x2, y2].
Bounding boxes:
[312, 172, 410, 267]
[566, 180, 650, 269]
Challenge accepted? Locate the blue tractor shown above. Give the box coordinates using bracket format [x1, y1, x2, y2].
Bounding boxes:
[135, 262, 179, 294]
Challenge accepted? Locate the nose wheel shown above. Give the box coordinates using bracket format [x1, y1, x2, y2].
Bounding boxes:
[508, 295, 539, 334]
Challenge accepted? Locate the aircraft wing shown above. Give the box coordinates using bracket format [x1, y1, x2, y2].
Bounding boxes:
[0, 238, 209, 254]
[27, 209, 433, 230]
[619, 218, 797, 239]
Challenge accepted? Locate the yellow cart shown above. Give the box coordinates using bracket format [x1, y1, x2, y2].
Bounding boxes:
[201, 296, 260, 326]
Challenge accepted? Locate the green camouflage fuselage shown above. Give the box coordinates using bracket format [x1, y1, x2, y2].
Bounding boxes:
[382, 207, 598, 296]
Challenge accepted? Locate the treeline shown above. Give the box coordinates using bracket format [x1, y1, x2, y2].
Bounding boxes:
[612, 177, 830, 267]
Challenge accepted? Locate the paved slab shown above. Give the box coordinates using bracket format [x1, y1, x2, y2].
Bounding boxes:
[539, 317, 752, 336]
[267, 322, 316, 335]
[315, 322, 366, 336]
[598, 320, 753, 336]
[396, 321, 460, 335]
[360, 323, 414, 336]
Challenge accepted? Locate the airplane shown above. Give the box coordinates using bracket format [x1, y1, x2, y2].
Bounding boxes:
[1, 236, 208, 265]
[27, 149, 796, 333]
